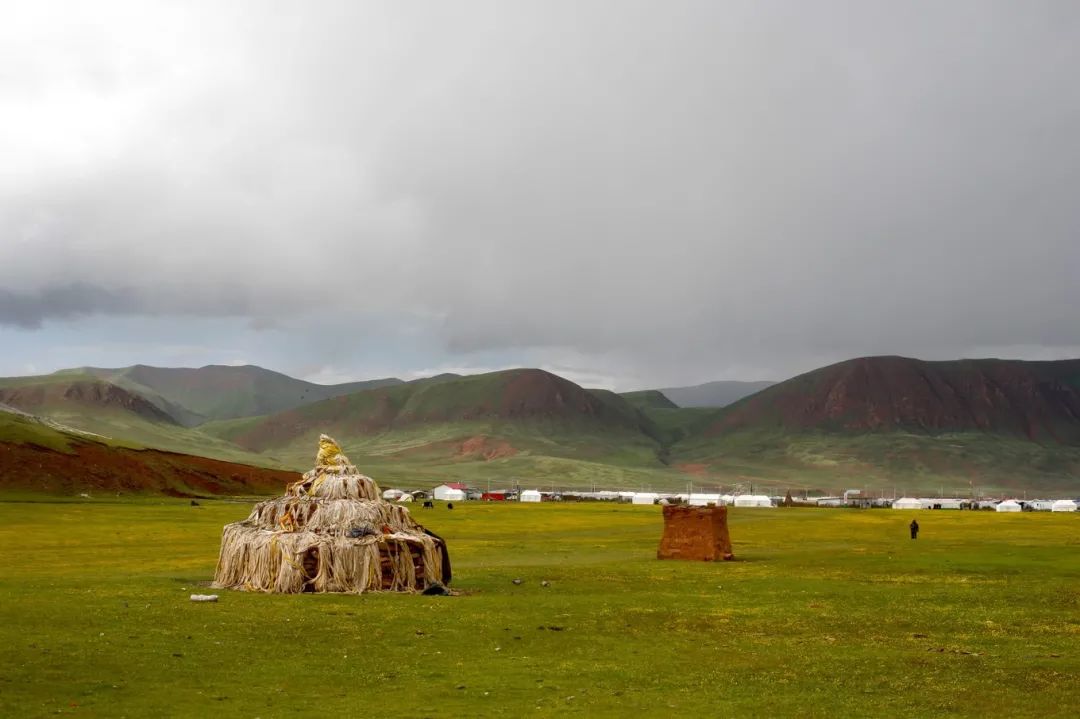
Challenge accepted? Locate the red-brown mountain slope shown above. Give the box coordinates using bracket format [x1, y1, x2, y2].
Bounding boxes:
[222, 368, 651, 452]
[0, 411, 297, 496]
[704, 356, 1080, 441]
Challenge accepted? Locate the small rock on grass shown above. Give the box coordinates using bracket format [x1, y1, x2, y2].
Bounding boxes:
[512, 578, 523, 585]
[190, 594, 218, 602]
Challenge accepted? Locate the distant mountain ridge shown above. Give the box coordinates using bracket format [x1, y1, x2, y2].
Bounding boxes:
[670, 356, 1080, 494]
[0, 379, 178, 426]
[658, 380, 775, 408]
[619, 390, 678, 410]
[217, 368, 654, 454]
[3, 356, 1080, 494]
[704, 356, 1080, 441]
[54, 364, 404, 425]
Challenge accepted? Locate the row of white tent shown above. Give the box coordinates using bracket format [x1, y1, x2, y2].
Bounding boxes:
[389, 487, 1077, 512]
[519, 491, 774, 507]
[891, 497, 1077, 512]
[408, 486, 778, 506]
[683, 493, 773, 507]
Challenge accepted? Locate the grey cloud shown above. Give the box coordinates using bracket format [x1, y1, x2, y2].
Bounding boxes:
[0, 284, 137, 329]
[1, 1, 1079, 385]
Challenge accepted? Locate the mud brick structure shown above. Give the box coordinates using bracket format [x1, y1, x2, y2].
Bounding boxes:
[657, 505, 734, 561]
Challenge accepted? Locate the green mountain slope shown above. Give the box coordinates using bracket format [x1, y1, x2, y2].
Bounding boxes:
[619, 390, 677, 410]
[672, 356, 1080, 493]
[0, 377, 283, 468]
[199, 369, 675, 480]
[0, 410, 296, 496]
[7, 357, 1080, 495]
[56, 364, 403, 425]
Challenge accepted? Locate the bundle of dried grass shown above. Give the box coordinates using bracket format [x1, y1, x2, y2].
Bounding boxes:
[212, 434, 450, 594]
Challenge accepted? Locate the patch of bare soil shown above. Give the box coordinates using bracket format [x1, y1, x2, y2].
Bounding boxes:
[0, 439, 298, 496]
[457, 435, 518, 460]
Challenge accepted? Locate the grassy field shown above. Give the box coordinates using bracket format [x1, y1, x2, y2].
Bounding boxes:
[0, 501, 1077, 717]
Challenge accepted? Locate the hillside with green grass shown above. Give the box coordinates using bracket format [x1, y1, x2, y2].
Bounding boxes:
[6, 357, 1080, 495]
[672, 356, 1080, 494]
[199, 369, 678, 487]
[0, 410, 295, 496]
[619, 389, 677, 410]
[0, 378, 283, 468]
[57, 364, 403, 424]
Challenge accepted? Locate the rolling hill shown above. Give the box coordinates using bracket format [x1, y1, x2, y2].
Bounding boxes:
[199, 369, 675, 484]
[0, 379, 177, 426]
[0, 410, 297, 496]
[0, 376, 287, 467]
[4, 357, 1080, 495]
[703, 356, 1080, 439]
[674, 356, 1080, 493]
[55, 364, 403, 425]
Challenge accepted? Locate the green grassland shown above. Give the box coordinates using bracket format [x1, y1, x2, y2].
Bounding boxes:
[0, 501, 1076, 717]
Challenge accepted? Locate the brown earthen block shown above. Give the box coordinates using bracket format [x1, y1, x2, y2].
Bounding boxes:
[657, 505, 734, 561]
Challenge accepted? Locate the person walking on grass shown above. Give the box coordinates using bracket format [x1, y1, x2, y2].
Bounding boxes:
[910, 519, 920, 540]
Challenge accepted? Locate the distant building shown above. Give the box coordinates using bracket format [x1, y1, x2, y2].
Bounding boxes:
[433, 483, 468, 501]
[733, 494, 773, 508]
[927, 498, 966, 510]
[520, 489, 542, 503]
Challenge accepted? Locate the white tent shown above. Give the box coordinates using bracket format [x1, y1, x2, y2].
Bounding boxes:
[733, 494, 772, 508]
[892, 497, 924, 510]
[382, 488, 405, 501]
[397, 493, 413, 503]
[1051, 499, 1077, 512]
[631, 492, 658, 505]
[433, 484, 467, 501]
[688, 493, 721, 506]
[996, 499, 1022, 512]
[520, 490, 542, 503]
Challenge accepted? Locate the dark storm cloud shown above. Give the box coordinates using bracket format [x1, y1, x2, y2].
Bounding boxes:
[2, 1, 1079, 385]
[0, 284, 137, 329]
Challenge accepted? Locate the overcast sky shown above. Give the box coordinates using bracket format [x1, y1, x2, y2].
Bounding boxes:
[2, 1, 1079, 390]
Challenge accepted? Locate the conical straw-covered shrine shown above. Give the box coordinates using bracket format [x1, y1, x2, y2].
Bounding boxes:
[212, 434, 450, 593]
